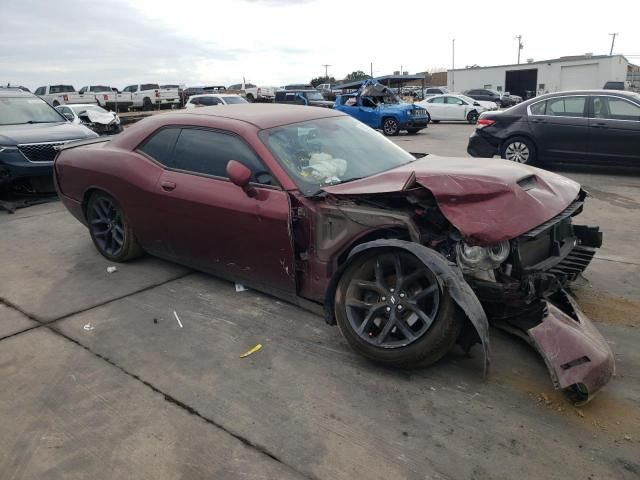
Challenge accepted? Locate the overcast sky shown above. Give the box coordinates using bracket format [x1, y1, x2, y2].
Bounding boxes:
[1, 0, 638, 90]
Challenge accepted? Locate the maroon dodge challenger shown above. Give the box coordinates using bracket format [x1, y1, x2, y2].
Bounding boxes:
[54, 104, 614, 403]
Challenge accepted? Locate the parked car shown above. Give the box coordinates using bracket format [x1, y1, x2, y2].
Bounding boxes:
[334, 80, 430, 135]
[121, 84, 180, 110]
[421, 86, 450, 99]
[56, 104, 123, 135]
[316, 83, 337, 100]
[603, 81, 626, 90]
[283, 84, 314, 90]
[464, 89, 516, 108]
[78, 85, 133, 111]
[185, 94, 247, 108]
[228, 82, 276, 103]
[161, 84, 186, 106]
[274, 90, 334, 108]
[467, 90, 640, 167]
[505, 92, 523, 104]
[0, 89, 97, 193]
[418, 94, 492, 124]
[54, 104, 613, 403]
[34, 85, 97, 107]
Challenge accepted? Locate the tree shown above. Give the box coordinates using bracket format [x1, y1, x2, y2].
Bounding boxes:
[310, 75, 337, 87]
[344, 70, 371, 82]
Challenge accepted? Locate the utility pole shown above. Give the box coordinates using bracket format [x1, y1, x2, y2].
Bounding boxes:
[609, 33, 618, 55]
[370, 62, 373, 78]
[451, 38, 455, 91]
[321, 64, 331, 78]
[515, 35, 523, 64]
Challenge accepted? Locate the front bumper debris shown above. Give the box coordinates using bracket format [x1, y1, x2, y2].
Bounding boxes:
[527, 292, 614, 405]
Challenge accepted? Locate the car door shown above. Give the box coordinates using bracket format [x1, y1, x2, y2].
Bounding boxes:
[589, 95, 640, 166]
[347, 97, 378, 128]
[153, 127, 296, 296]
[527, 95, 590, 162]
[444, 96, 466, 120]
[425, 96, 446, 120]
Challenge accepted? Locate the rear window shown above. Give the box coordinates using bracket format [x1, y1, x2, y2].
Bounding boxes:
[138, 128, 181, 164]
[141, 84, 160, 91]
[89, 86, 111, 92]
[50, 85, 75, 94]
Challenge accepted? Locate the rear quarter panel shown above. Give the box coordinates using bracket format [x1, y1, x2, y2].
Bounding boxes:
[55, 142, 163, 249]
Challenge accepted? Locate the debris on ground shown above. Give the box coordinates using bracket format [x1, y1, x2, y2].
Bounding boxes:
[83, 323, 94, 331]
[173, 311, 183, 328]
[240, 343, 262, 358]
[235, 283, 249, 292]
[623, 434, 632, 441]
[575, 409, 585, 418]
[106, 266, 118, 273]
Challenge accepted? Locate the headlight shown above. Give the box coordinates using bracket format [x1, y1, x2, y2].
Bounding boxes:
[456, 240, 510, 270]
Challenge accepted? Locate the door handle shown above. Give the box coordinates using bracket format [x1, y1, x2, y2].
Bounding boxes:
[531, 118, 546, 124]
[160, 180, 176, 191]
[592, 122, 609, 129]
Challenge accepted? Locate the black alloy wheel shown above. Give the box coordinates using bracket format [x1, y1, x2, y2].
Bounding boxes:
[87, 192, 142, 262]
[467, 110, 479, 124]
[335, 250, 462, 367]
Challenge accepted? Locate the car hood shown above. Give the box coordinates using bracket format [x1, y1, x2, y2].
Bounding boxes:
[0, 122, 97, 145]
[322, 156, 581, 245]
[81, 109, 118, 125]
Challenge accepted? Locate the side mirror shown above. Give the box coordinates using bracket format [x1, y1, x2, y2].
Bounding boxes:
[63, 112, 74, 121]
[226, 160, 256, 197]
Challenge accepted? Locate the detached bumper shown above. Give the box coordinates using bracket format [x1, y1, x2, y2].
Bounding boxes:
[527, 292, 614, 405]
[467, 131, 499, 157]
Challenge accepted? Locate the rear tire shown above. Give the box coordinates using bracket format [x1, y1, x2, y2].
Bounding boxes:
[501, 136, 537, 165]
[467, 110, 479, 124]
[431, 120, 440, 124]
[334, 249, 462, 368]
[87, 192, 143, 262]
[142, 97, 153, 111]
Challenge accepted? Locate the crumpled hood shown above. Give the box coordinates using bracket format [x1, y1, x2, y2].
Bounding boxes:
[81, 109, 118, 125]
[0, 122, 97, 145]
[322, 156, 581, 245]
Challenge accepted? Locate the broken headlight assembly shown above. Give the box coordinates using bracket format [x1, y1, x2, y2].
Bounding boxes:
[456, 240, 510, 271]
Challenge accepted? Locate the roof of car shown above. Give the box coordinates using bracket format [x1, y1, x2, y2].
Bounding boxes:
[0, 88, 34, 98]
[181, 104, 344, 129]
[524, 89, 640, 103]
[189, 93, 242, 99]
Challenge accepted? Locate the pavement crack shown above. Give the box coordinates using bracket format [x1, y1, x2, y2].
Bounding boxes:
[46, 325, 317, 480]
[0, 297, 44, 324]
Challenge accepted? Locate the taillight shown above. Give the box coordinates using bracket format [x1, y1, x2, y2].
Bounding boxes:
[63, 94, 69, 102]
[477, 118, 496, 128]
[155, 90, 160, 98]
[257, 88, 261, 95]
[103, 94, 109, 101]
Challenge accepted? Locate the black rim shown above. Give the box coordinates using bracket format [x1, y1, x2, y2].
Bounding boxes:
[89, 196, 125, 256]
[469, 112, 478, 123]
[344, 252, 440, 349]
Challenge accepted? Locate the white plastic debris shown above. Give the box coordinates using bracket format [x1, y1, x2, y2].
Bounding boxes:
[173, 310, 183, 328]
[106, 266, 118, 274]
[235, 283, 249, 292]
[83, 323, 94, 331]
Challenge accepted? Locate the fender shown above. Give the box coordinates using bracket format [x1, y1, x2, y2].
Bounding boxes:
[325, 239, 490, 376]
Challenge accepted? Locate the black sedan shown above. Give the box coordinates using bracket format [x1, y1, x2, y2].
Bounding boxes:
[467, 90, 640, 168]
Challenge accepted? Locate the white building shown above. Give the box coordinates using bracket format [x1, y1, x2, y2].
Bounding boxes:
[448, 54, 630, 99]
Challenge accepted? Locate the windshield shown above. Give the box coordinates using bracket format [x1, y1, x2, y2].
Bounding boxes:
[259, 116, 415, 195]
[222, 96, 247, 104]
[0, 96, 65, 125]
[305, 91, 325, 101]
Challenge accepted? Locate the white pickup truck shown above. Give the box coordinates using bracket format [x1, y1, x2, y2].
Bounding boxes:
[34, 85, 97, 107]
[228, 82, 276, 103]
[121, 83, 181, 110]
[78, 85, 133, 111]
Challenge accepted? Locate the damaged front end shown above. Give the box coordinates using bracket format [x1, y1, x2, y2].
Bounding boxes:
[78, 110, 123, 136]
[457, 192, 614, 404]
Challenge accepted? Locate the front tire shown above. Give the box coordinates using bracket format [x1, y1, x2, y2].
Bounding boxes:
[246, 94, 255, 103]
[334, 249, 462, 368]
[87, 192, 142, 262]
[501, 136, 536, 165]
[382, 117, 400, 136]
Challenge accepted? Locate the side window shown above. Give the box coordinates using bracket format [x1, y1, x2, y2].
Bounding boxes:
[138, 127, 181, 165]
[199, 97, 215, 106]
[431, 97, 446, 104]
[601, 97, 640, 121]
[546, 96, 586, 117]
[141, 84, 159, 91]
[284, 93, 296, 102]
[172, 129, 272, 184]
[123, 85, 137, 93]
[35, 87, 46, 95]
[445, 96, 462, 104]
[529, 101, 546, 115]
[189, 97, 200, 105]
[362, 97, 377, 108]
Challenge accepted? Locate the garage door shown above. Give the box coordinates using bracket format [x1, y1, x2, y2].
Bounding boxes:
[560, 63, 599, 90]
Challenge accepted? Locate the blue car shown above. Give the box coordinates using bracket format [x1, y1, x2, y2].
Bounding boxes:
[334, 80, 430, 135]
